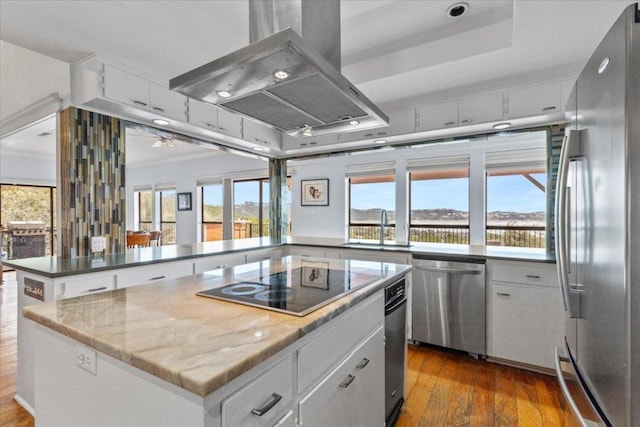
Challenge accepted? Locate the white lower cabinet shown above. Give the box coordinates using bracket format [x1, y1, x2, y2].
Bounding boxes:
[54, 273, 115, 300]
[339, 248, 411, 264]
[221, 356, 293, 427]
[487, 261, 564, 369]
[298, 326, 385, 427]
[194, 253, 246, 274]
[116, 260, 194, 288]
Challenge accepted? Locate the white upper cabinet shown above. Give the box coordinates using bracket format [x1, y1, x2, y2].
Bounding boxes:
[416, 100, 458, 132]
[148, 82, 187, 121]
[187, 98, 218, 130]
[216, 108, 243, 139]
[506, 81, 562, 119]
[281, 133, 339, 150]
[103, 64, 149, 109]
[243, 118, 282, 149]
[458, 92, 504, 125]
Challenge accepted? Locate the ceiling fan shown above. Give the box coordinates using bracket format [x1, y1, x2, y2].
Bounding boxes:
[151, 137, 175, 148]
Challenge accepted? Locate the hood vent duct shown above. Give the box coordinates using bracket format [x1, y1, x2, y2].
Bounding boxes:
[170, 0, 388, 138]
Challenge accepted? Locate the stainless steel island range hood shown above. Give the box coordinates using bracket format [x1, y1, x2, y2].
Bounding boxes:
[170, 0, 388, 138]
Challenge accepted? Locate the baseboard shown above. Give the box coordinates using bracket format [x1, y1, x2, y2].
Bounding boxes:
[14, 393, 35, 417]
[486, 356, 555, 376]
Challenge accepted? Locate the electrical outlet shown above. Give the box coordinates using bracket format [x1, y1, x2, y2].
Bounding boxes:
[90, 236, 106, 253]
[75, 344, 97, 375]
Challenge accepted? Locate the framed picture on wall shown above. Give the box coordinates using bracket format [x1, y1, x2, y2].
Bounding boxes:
[177, 192, 192, 211]
[301, 179, 329, 206]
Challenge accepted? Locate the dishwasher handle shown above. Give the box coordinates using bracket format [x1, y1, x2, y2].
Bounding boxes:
[385, 296, 407, 315]
[413, 265, 482, 275]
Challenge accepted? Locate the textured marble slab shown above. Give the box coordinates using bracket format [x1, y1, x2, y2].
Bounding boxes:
[23, 256, 410, 397]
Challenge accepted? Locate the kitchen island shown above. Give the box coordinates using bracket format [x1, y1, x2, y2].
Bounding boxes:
[23, 256, 411, 426]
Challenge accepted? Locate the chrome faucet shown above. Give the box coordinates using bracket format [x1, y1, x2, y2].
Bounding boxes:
[379, 209, 389, 245]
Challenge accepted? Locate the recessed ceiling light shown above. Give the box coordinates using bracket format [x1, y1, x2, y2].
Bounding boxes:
[152, 119, 170, 126]
[447, 2, 468, 18]
[374, 139, 387, 144]
[253, 146, 266, 151]
[493, 122, 511, 130]
[349, 120, 360, 126]
[217, 90, 232, 98]
[273, 70, 289, 80]
[301, 125, 313, 137]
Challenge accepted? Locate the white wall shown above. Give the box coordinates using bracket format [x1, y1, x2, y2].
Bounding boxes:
[0, 41, 70, 137]
[126, 153, 268, 244]
[0, 152, 56, 186]
[289, 131, 547, 243]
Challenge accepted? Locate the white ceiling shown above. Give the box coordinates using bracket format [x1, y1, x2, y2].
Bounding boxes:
[0, 0, 633, 160]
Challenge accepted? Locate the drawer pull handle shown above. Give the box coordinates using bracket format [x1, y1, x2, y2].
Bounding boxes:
[526, 275, 541, 279]
[497, 292, 511, 297]
[205, 122, 215, 128]
[132, 100, 147, 107]
[149, 276, 166, 281]
[215, 264, 227, 269]
[542, 106, 557, 111]
[339, 374, 356, 388]
[251, 392, 282, 416]
[84, 287, 107, 293]
[444, 121, 456, 126]
[219, 126, 228, 132]
[461, 118, 473, 123]
[151, 106, 165, 112]
[356, 358, 370, 369]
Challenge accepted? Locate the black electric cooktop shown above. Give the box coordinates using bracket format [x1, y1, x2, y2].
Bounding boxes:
[197, 266, 383, 316]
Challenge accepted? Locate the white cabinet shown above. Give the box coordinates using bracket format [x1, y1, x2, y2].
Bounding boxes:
[54, 273, 116, 300]
[298, 326, 385, 427]
[416, 100, 458, 132]
[102, 64, 187, 122]
[339, 248, 411, 264]
[221, 356, 293, 427]
[194, 252, 246, 274]
[103, 64, 149, 109]
[273, 411, 295, 427]
[243, 118, 281, 149]
[281, 133, 338, 150]
[285, 245, 339, 259]
[116, 260, 193, 288]
[506, 81, 561, 119]
[487, 261, 564, 369]
[245, 248, 282, 264]
[188, 98, 218, 130]
[458, 92, 504, 125]
[217, 108, 243, 139]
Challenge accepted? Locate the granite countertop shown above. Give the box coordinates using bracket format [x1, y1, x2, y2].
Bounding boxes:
[3, 236, 555, 278]
[22, 256, 411, 397]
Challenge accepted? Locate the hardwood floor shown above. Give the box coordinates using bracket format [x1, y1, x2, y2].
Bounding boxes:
[0, 271, 33, 427]
[0, 270, 564, 426]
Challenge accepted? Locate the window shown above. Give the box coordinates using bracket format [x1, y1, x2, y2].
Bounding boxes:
[159, 189, 176, 244]
[201, 183, 223, 241]
[0, 184, 57, 258]
[486, 147, 547, 248]
[409, 157, 469, 244]
[348, 174, 396, 241]
[136, 190, 153, 232]
[234, 178, 269, 239]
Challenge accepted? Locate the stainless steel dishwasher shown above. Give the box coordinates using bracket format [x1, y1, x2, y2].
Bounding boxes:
[411, 257, 486, 356]
[384, 277, 406, 427]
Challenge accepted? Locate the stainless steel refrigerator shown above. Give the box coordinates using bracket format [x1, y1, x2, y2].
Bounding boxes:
[555, 3, 639, 426]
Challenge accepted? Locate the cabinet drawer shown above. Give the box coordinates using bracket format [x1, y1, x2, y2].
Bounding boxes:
[55, 274, 115, 300]
[221, 356, 293, 427]
[298, 326, 385, 427]
[194, 253, 246, 274]
[490, 261, 558, 287]
[297, 293, 383, 393]
[116, 260, 193, 288]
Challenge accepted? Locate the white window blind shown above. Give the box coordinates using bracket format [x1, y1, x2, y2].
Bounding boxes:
[196, 178, 223, 186]
[133, 185, 152, 192]
[485, 148, 547, 174]
[154, 183, 176, 191]
[406, 155, 469, 172]
[345, 161, 395, 177]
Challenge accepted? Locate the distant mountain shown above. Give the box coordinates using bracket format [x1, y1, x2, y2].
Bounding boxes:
[351, 208, 544, 225]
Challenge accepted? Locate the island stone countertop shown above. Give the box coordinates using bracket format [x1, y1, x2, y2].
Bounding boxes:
[22, 256, 411, 397]
[3, 236, 554, 278]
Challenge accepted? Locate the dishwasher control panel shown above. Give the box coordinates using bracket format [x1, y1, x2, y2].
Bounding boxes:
[385, 278, 406, 303]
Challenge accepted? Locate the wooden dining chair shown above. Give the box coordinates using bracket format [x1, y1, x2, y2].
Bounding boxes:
[148, 231, 161, 247]
[126, 233, 150, 248]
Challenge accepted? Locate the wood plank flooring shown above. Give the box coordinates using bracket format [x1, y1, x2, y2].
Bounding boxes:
[0, 270, 564, 426]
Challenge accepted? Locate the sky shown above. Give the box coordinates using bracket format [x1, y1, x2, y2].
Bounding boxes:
[204, 173, 548, 214]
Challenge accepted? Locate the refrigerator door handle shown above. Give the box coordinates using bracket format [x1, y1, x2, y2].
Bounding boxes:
[555, 347, 605, 427]
[556, 133, 572, 313]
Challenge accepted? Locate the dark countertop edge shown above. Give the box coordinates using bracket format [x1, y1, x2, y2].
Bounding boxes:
[3, 240, 555, 278]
